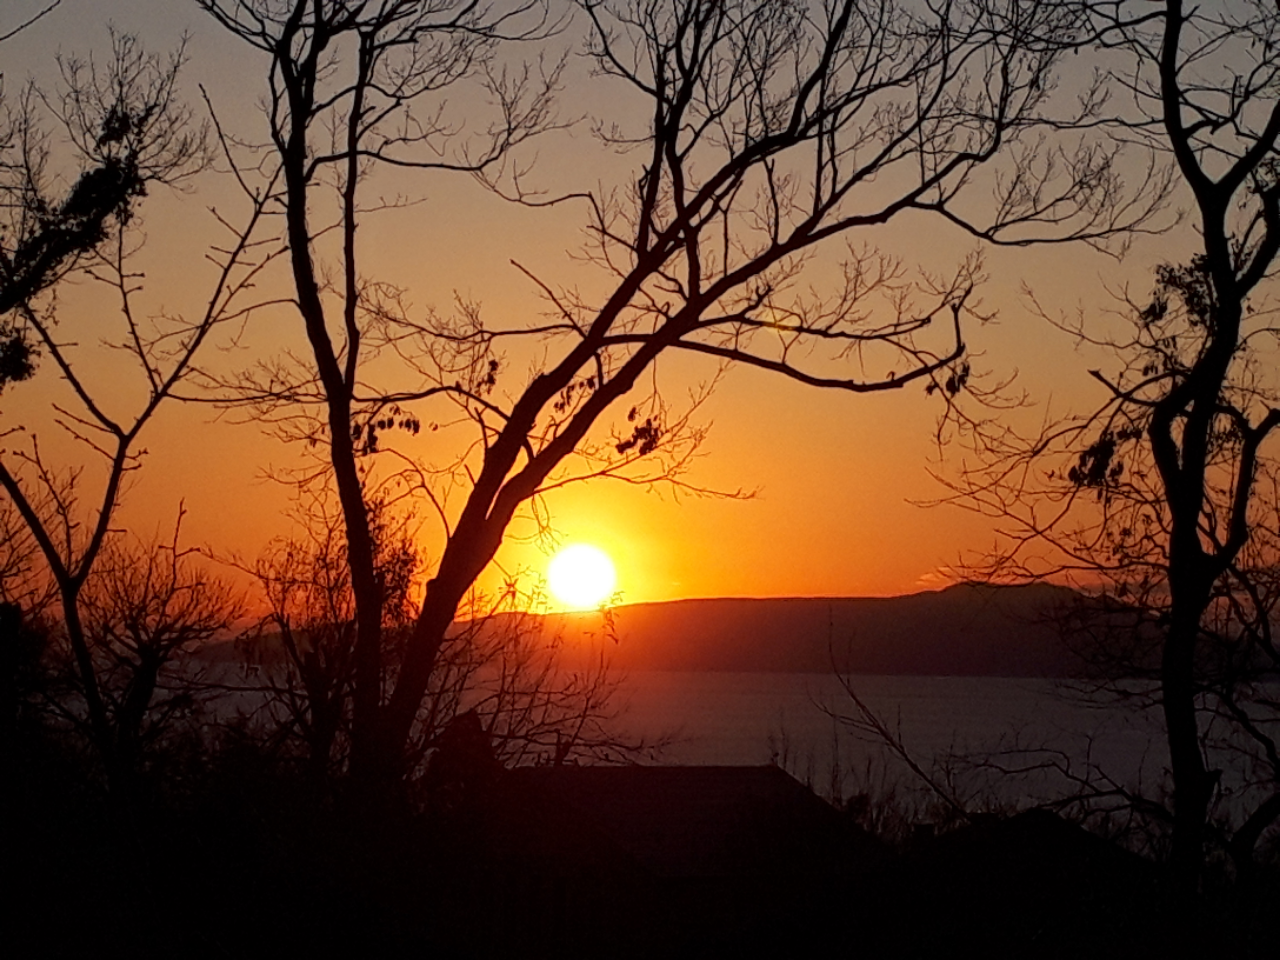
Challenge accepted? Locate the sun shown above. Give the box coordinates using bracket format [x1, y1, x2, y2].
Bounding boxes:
[547, 544, 617, 609]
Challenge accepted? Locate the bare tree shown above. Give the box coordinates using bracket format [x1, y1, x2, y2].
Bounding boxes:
[0, 33, 275, 792]
[202, 0, 1162, 794]
[0, 27, 207, 390]
[197, 0, 565, 791]
[945, 0, 1280, 905]
[51, 517, 244, 796]
[409, 596, 659, 773]
[247, 493, 419, 786]
[245, 490, 654, 791]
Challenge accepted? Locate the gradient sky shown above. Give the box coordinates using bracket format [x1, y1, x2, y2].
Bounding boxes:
[3, 0, 1198, 609]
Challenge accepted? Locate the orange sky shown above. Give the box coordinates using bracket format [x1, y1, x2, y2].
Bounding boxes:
[2, 1, 1199, 611]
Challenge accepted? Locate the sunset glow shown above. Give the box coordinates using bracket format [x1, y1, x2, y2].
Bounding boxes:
[8, 3, 1276, 955]
[3, 5, 1138, 606]
[547, 544, 617, 609]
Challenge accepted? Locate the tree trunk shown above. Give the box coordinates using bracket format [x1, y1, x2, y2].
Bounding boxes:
[59, 584, 124, 792]
[1161, 599, 1212, 907]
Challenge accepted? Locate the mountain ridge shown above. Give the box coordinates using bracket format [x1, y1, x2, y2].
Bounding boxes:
[206, 582, 1089, 678]
[536, 581, 1085, 677]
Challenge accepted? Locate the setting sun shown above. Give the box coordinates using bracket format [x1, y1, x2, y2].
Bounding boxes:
[547, 544, 617, 609]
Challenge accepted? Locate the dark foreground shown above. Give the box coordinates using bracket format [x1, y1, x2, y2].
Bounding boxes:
[9, 748, 1277, 960]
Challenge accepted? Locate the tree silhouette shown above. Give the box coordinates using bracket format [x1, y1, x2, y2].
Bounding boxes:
[947, 0, 1280, 910]
[244, 493, 656, 793]
[0, 32, 274, 794]
[0, 26, 207, 393]
[53, 519, 243, 800]
[202, 0, 1163, 795]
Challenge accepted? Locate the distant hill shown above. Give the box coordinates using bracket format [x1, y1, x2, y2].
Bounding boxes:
[208, 582, 1091, 678]
[542, 582, 1085, 677]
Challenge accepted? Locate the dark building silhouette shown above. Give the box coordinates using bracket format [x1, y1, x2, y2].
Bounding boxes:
[465, 764, 885, 957]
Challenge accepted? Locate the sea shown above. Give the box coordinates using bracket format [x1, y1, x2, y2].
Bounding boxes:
[609, 671, 1271, 817]
[200, 662, 1275, 820]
